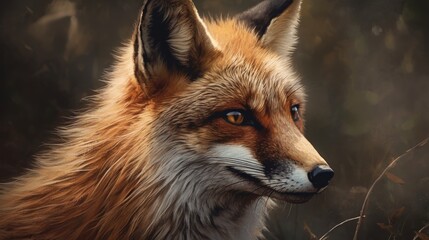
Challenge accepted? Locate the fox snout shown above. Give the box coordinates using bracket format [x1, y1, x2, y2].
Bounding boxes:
[279, 134, 334, 192]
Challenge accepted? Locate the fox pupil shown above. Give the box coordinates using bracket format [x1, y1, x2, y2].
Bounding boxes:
[226, 111, 244, 125]
[291, 105, 300, 122]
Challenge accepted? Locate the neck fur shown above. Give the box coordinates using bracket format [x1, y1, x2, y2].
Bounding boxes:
[143, 179, 270, 239]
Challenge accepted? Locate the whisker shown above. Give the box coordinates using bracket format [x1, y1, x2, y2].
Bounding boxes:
[252, 186, 270, 211]
[265, 190, 274, 209]
[223, 179, 251, 189]
[287, 204, 293, 219]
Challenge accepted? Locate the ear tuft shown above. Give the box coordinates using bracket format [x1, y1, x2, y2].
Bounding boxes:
[236, 0, 302, 57]
[134, 0, 220, 97]
[236, 0, 293, 39]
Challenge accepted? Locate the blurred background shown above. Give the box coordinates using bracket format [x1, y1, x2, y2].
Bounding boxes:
[1, 0, 428, 239]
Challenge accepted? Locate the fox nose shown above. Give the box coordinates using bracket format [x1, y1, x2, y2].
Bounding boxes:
[308, 165, 334, 189]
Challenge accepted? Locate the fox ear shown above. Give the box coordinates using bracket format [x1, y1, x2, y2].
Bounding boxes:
[134, 0, 220, 96]
[236, 0, 302, 57]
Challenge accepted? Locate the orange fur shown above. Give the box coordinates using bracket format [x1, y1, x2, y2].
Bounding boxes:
[0, 1, 332, 239]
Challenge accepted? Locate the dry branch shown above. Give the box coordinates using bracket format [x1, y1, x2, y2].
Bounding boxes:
[413, 223, 429, 240]
[319, 216, 362, 240]
[352, 137, 429, 240]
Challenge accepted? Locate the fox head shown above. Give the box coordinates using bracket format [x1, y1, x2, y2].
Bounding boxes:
[0, 0, 335, 239]
[131, 0, 334, 204]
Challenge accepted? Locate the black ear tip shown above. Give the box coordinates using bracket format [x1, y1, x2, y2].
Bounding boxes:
[236, 0, 294, 38]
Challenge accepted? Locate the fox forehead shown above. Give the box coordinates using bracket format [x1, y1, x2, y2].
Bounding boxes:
[160, 20, 306, 119]
[211, 20, 304, 109]
[205, 55, 304, 113]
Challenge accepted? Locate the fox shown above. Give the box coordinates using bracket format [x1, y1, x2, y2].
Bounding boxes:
[0, 0, 334, 239]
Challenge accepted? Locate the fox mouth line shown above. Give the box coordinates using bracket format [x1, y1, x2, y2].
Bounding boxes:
[226, 166, 316, 203]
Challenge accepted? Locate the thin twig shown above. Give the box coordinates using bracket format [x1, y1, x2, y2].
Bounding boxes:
[352, 138, 429, 240]
[319, 216, 362, 240]
[412, 223, 429, 240]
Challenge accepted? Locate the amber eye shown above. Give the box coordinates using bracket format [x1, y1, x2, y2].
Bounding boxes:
[291, 104, 300, 122]
[225, 111, 245, 125]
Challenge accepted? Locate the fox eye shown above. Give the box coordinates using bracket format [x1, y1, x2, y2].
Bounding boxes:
[291, 104, 300, 122]
[225, 111, 245, 125]
[222, 110, 258, 126]
[211, 109, 258, 127]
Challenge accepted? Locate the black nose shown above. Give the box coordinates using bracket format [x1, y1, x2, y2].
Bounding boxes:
[308, 165, 334, 189]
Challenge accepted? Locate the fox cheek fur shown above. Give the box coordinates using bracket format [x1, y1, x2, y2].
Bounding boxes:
[0, 0, 333, 239]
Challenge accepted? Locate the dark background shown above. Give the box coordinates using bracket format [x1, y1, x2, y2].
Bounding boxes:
[1, 0, 428, 239]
